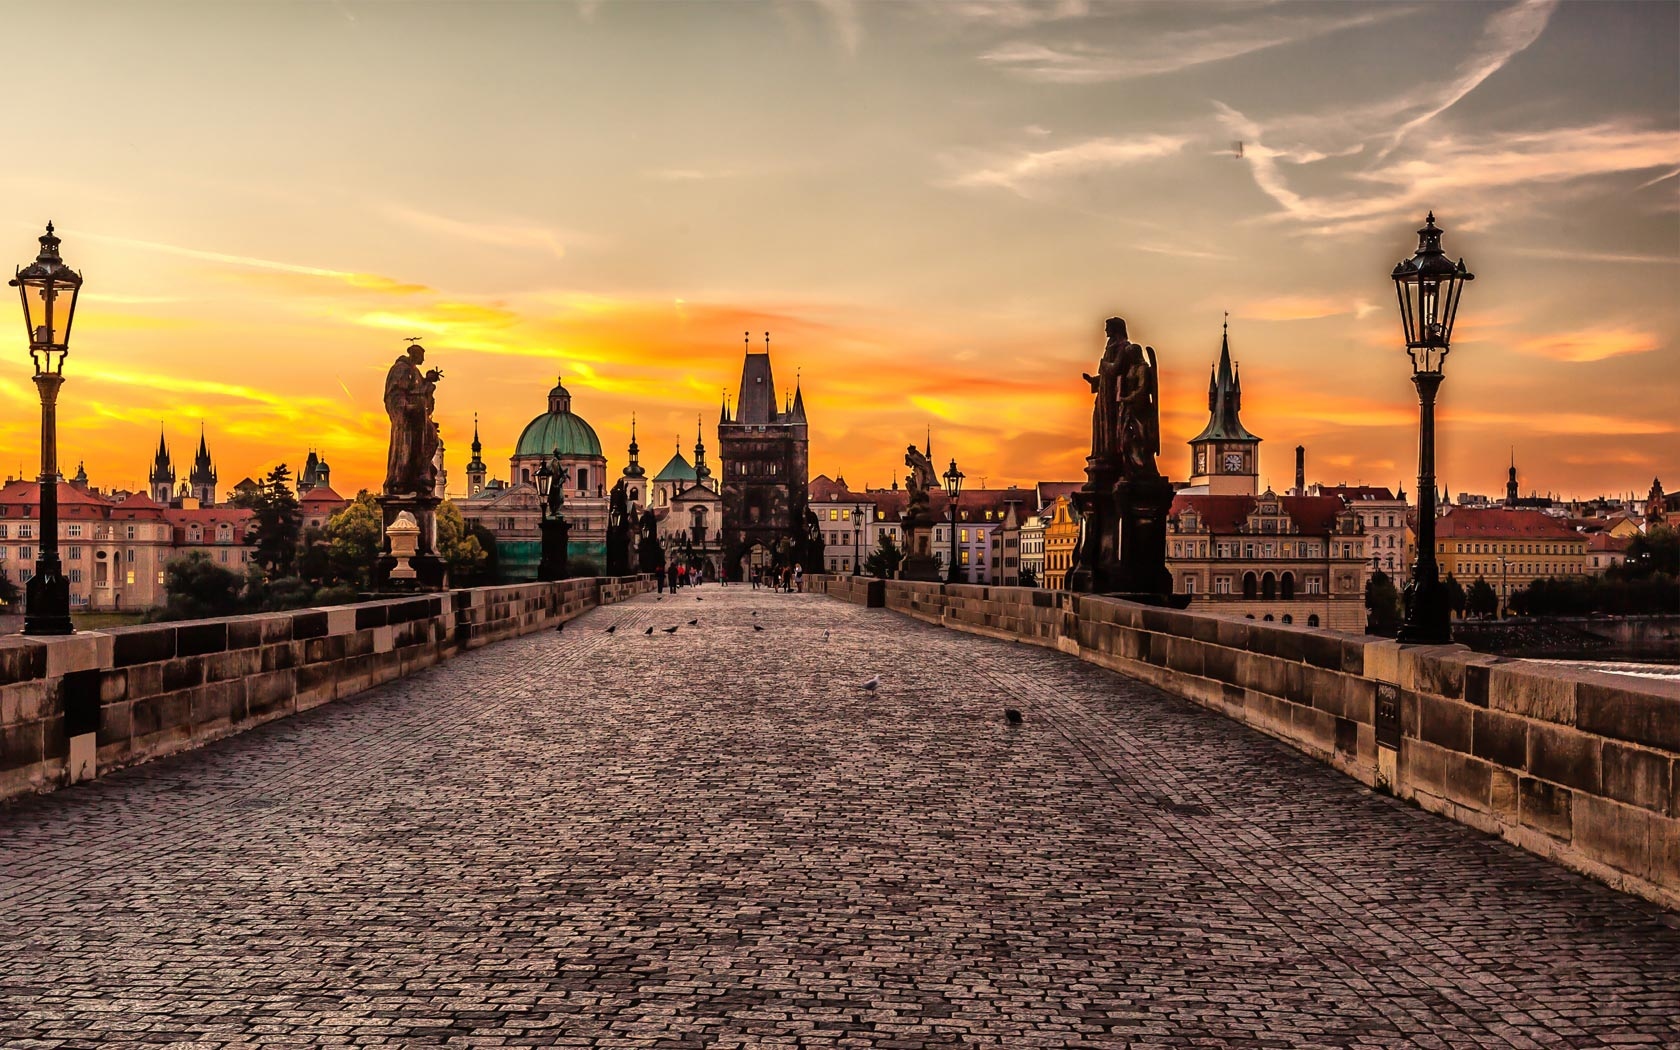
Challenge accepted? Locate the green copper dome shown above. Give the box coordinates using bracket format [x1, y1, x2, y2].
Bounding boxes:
[515, 378, 603, 458]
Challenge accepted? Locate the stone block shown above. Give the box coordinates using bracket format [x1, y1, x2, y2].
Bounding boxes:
[1413, 651, 1465, 700]
[343, 629, 376, 660]
[203, 648, 260, 684]
[260, 642, 298, 673]
[1215, 618, 1253, 652]
[111, 626, 175, 668]
[1164, 636, 1204, 677]
[174, 622, 228, 658]
[1490, 767, 1519, 822]
[246, 669, 296, 720]
[1528, 722, 1600, 794]
[1335, 716, 1358, 757]
[1488, 665, 1575, 725]
[1576, 682, 1680, 753]
[1297, 632, 1343, 673]
[1342, 677, 1376, 725]
[98, 669, 127, 704]
[190, 680, 246, 732]
[354, 603, 390, 630]
[1519, 777, 1572, 840]
[0, 638, 47, 687]
[1471, 708, 1528, 771]
[1443, 751, 1493, 810]
[1202, 643, 1240, 685]
[1401, 737, 1448, 800]
[259, 616, 293, 645]
[291, 610, 329, 640]
[1303, 665, 1347, 718]
[1416, 693, 1473, 753]
[0, 720, 42, 774]
[1573, 793, 1652, 879]
[43, 633, 111, 679]
[129, 692, 191, 742]
[1601, 741, 1671, 816]
[1292, 704, 1338, 754]
[97, 698, 131, 748]
[324, 606, 357, 636]
[303, 636, 346, 665]
[1654, 817, 1679, 887]
[1, 681, 49, 726]
[226, 616, 266, 651]
[161, 657, 204, 693]
[124, 663, 165, 700]
[1363, 639, 1401, 685]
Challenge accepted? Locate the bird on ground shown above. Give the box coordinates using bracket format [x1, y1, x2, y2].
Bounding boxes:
[556, 620, 566, 633]
[687, 618, 698, 626]
[605, 624, 617, 634]
[752, 624, 764, 632]
[656, 596, 664, 602]
[696, 596, 704, 602]
[644, 627, 654, 635]
[751, 611, 758, 617]
[663, 626, 679, 634]
[824, 629, 830, 642]
[1005, 708, 1024, 725]
[861, 675, 880, 692]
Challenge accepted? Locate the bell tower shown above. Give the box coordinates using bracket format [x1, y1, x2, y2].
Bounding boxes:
[1187, 317, 1260, 495]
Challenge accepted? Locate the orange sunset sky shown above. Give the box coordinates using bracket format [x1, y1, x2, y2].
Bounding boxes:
[3, 1, 1676, 501]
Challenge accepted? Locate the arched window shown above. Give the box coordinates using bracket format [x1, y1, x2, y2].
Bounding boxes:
[522, 468, 530, 483]
[1262, 614, 1274, 621]
[1308, 614, 1320, 627]
[576, 468, 588, 492]
[1282, 614, 1293, 625]
[1280, 572, 1295, 600]
[1261, 572, 1277, 600]
[1242, 572, 1258, 599]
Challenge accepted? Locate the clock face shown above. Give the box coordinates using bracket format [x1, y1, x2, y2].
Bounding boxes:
[1223, 452, 1245, 472]
[1195, 451, 1206, 474]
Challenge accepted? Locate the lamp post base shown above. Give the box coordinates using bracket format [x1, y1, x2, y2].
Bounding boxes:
[23, 566, 73, 635]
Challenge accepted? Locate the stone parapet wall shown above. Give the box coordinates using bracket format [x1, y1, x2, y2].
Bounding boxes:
[811, 576, 1679, 910]
[0, 575, 656, 802]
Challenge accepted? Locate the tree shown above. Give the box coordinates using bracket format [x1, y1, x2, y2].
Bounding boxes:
[467, 522, 500, 582]
[159, 552, 243, 620]
[324, 490, 383, 588]
[864, 532, 904, 579]
[1616, 525, 1679, 581]
[1467, 576, 1498, 619]
[249, 464, 302, 577]
[1443, 573, 1467, 619]
[437, 500, 487, 584]
[1018, 564, 1039, 589]
[1364, 569, 1402, 636]
[0, 572, 19, 609]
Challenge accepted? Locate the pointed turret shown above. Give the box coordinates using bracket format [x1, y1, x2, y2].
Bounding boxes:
[1188, 318, 1261, 495]
[149, 427, 176, 504]
[465, 413, 488, 497]
[789, 380, 807, 425]
[189, 424, 217, 505]
[693, 415, 712, 486]
[1505, 449, 1519, 506]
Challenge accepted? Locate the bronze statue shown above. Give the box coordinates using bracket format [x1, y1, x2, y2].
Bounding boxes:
[1082, 318, 1126, 463]
[383, 343, 444, 496]
[904, 443, 937, 518]
[545, 449, 570, 519]
[1118, 339, 1161, 475]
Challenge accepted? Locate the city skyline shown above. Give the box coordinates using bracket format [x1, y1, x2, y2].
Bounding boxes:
[3, 0, 1675, 499]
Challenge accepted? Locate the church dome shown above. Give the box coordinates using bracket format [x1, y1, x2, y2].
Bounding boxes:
[514, 377, 604, 459]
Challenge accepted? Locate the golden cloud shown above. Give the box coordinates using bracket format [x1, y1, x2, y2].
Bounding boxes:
[1516, 326, 1662, 362]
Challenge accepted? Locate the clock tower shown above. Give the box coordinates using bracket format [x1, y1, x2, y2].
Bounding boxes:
[1188, 319, 1261, 496]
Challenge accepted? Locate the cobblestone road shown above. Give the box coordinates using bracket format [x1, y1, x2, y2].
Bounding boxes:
[3, 587, 1678, 1049]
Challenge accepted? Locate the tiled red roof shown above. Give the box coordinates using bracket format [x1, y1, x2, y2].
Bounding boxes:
[1435, 507, 1579, 540]
[300, 485, 347, 504]
[1171, 494, 1351, 535]
[0, 479, 116, 519]
[164, 507, 255, 546]
[1586, 532, 1631, 552]
[1316, 484, 1399, 502]
[1035, 481, 1083, 510]
[110, 492, 169, 520]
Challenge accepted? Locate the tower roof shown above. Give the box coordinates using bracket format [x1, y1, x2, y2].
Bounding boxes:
[149, 428, 175, 484]
[1190, 319, 1259, 443]
[654, 449, 697, 483]
[735, 332, 779, 424]
[515, 376, 603, 458]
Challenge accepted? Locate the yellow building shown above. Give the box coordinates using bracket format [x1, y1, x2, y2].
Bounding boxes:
[1435, 507, 1587, 612]
[1042, 496, 1080, 591]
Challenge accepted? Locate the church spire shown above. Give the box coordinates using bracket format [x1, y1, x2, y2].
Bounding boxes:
[622, 413, 645, 479]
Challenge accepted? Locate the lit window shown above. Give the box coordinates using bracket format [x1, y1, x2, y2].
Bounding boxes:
[127, 571, 136, 585]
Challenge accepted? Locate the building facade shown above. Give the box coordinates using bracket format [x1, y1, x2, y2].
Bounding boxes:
[718, 337, 809, 579]
[1186, 322, 1260, 496]
[1309, 484, 1409, 576]
[1041, 496, 1080, 591]
[1434, 507, 1589, 613]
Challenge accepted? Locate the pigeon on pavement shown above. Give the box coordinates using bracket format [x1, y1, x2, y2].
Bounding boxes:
[687, 618, 698, 626]
[605, 624, 617, 634]
[663, 626, 679, 634]
[1005, 708, 1024, 725]
[555, 619, 566, 633]
[644, 627, 654, 635]
[752, 624, 764, 632]
[861, 675, 880, 692]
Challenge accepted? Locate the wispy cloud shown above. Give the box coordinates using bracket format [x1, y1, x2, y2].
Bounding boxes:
[813, 0, 863, 55]
[1517, 325, 1663, 363]
[947, 134, 1190, 192]
[1237, 296, 1350, 322]
[980, 7, 1405, 83]
[1375, 0, 1559, 160]
[380, 205, 575, 259]
[916, 0, 1090, 30]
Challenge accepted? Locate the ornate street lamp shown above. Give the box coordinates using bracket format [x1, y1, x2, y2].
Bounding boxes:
[12, 223, 82, 635]
[1391, 213, 1473, 644]
[942, 457, 964, 583]
[851, 505, 863, 576]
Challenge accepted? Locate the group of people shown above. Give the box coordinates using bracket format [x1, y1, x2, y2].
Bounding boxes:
[656, 562, 709, 594]
[749, 565, 804, 593]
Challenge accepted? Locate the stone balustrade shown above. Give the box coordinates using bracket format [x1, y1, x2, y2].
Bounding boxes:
[810, 576, 1679, 910]
[0, 575, 655, 802]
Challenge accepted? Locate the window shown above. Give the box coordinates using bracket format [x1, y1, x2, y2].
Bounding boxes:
[67, 524, 82, 538]
[19, 547, 31, 560]
[126, 549, 135, 563]
[1182, 576, 1196, 594]
[1242, 572, 1257, 599]
[1305, 576, 1323, 594]
[126, 524, 137, 539]
[1214, 576, 1231, 594]
[1281, 614, 1293, 625]
[0, 525, 7, 539]
[1307, 614, 1320, 627]
[19, 525, 33, 539]
[69, 569, 82, 583]
[67, 547, 81, 560]
[0, 548, 7, 560]
[960, 529, 969, 543]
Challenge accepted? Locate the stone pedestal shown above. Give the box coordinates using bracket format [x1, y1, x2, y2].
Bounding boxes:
[538, 516, 571, 582]
[375, 494, 446, 592]
[1067, 463, 1181, 606]
[897, 511, 942, 582]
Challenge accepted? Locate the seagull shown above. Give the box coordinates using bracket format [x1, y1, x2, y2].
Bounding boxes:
[663, 626, 679, 634]
[644, 627, 654, 635]
[605, 624, 617, 634]
[1005, 708, 1024, 725]
[861, 675, 880, 692]
[752, 623, 764, 632]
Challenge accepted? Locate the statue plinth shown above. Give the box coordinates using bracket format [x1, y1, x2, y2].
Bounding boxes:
[375, 493, 446, 592]
[538, 516, 571, 582]
[896, 507, 942, 582]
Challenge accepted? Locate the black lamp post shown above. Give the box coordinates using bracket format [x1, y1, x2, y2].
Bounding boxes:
[851, 505, 863, 576]
[1392, 213, 1473, 645]
[942, 457, 964, 583]
[12, 223, 81, 636]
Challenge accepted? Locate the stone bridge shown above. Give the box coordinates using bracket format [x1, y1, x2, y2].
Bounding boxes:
[2, 584, 1678, 1047]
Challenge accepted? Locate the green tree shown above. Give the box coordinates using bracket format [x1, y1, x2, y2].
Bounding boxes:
[324, 490, 383, 588]
[467, 522, 500, 582]
[1443, 573, 1467, 619]
[1467, 576, 1498, 619]
[1364, 569, 1402, 636]
[437, 500, 487, 584]
[1615, 524, 1679, 580]
[159, 552, 244, 620]
[249, 464, 302, 577]
[864, 532, 904, 579]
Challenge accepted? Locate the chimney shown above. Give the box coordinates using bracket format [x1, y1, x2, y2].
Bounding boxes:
[1294, 445, 1305, 495]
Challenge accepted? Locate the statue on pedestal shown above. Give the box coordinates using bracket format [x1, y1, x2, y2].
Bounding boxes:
[375, 341, 448, 592]
[1067, 317, 1178, 603]
[897, 440, 943, 580]
[605, 479, 632, 577]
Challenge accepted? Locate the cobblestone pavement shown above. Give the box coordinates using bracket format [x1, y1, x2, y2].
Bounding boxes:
[3, 588, 1679, 1049]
